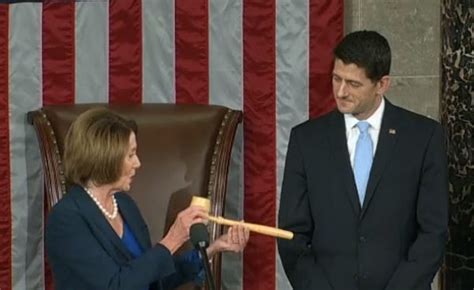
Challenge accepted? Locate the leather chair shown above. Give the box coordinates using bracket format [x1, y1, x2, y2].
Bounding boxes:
[28, 103, 242, 290]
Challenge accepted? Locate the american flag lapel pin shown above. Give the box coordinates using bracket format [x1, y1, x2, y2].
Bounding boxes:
[389, 129, 396, 134]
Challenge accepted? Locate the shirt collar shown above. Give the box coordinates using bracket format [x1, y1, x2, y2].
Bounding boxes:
[344, 97, 385, 131]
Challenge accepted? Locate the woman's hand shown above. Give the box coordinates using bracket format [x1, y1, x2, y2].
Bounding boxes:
[206, 224, 249, 258]
[160, 205, 207, 254]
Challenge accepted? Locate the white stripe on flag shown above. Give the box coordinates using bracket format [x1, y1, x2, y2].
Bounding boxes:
[222, 127, 244, 290]
[75, 1, 108, 103]
[209, 0, 243, 111]
[276, 0, 310, 288]
[10, 4, 43, 290]
[209, 1, 244, 288]
[142, 0, 175, 103]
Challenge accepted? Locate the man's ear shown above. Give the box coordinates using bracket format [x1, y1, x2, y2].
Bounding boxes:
[377, 76, 391, 96]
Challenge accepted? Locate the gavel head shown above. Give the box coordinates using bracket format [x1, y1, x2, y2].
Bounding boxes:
[191, 196, 211, 214]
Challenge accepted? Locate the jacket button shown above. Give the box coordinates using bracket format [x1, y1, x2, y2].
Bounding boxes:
[354, 274, 359, 281]
[359, 236, 366, 242]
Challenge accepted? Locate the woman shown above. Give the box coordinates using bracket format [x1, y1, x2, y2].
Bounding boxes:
[45, 107, 249, 290]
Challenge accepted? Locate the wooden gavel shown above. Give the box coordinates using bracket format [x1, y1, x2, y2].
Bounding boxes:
[191, 196, 294, 240]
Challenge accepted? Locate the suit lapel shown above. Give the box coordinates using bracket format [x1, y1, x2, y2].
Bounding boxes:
[71, 186, 132, 261]
[361, 101, 399, 217]
[117, 194, 151, 250]
[328, 112, 361, 216]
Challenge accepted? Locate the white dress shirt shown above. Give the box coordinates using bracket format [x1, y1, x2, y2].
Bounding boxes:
[344, 98, 385, 168]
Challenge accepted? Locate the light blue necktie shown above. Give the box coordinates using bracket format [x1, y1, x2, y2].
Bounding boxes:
[354, 121, 373, 205]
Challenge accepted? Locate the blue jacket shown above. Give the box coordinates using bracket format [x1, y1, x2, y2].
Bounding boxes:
[46, 185, 201, 290]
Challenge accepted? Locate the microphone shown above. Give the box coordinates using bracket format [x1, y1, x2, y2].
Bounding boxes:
[190, 223, 209, 249]
[190, 223, 215, 290]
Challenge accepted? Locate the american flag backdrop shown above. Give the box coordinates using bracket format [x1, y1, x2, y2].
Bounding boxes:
[0, 0, 343, 289]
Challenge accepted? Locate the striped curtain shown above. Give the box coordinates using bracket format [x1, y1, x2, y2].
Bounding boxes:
[0, 0, 343, 289]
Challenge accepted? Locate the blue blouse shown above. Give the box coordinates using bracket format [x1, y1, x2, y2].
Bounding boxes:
[122, 221, 143, 258]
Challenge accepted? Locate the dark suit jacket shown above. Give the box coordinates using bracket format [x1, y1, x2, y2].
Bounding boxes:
[46, 185, 201, 290]
[278, 100, 448, 290]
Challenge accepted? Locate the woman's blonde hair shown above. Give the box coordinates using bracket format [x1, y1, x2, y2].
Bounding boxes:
[63, 107, 137, 187]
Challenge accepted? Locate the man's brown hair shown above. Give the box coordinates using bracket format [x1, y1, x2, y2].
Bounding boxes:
[63, 107, 137, 187]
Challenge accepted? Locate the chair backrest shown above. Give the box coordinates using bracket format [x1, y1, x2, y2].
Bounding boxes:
[28, 103, 242, 290]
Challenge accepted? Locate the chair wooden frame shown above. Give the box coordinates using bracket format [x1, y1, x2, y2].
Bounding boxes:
[28, 103, 243, 289]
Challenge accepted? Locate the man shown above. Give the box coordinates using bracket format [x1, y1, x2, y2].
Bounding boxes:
[278, 30, 448, 290]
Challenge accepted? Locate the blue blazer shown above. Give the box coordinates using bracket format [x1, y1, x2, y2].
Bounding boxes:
[46, 185, 201, 290]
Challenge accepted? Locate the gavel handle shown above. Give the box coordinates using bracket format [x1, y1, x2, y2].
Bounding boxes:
[208, 216, 294, 240]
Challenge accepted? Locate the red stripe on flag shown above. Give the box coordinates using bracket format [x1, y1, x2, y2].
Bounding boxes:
[42, 4, 75, 288]
[243, 1, 276, 289]
[309, 0, 344, 118]
[175, 0, 209, 104]
[42, 1, 75, 105]
[109, 0, 142, 104]
[0, 5, 11, 290]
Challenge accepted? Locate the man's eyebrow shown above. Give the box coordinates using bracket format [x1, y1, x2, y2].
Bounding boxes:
[332, 73, 363, 85]
[347, 79, 363, 85]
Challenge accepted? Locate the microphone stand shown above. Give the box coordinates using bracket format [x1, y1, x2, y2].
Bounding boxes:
[197, 242, 215, 290]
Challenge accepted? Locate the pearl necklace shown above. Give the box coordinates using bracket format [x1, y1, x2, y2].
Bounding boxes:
[84, 187, 118, 219]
